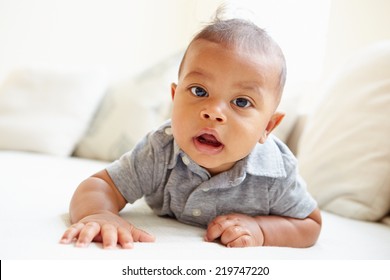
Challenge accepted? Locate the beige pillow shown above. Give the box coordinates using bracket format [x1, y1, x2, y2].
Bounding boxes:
[74, 53, 182, 161]
[0, 68, 108, 156]
[298, 41, 390, 221]
[382, 216, 390, 226]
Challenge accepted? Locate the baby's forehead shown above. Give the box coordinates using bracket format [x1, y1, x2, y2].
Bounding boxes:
[184, 39, 283, 80]
[185, 39, 273, 66]
[191, 39, 281, 65]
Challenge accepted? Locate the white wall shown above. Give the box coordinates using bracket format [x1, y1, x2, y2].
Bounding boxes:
[323, 0, 390, 78]
[226, 0, 331, 85]
[0, 0, 223, 82]
[3, 0, 387, 87]
[0, 0, 333, 86]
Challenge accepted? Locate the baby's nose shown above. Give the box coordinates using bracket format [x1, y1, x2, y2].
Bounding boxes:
[200, 102, 227, 123]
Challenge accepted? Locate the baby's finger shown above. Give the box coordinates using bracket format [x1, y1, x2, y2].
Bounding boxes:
[205, 217, 235, 242]
[131, 226, 155, 243]
[220, 226, 250, 245]
[60, 222, 84, 244]
[76, 222, 101, 247]
[101, 223, 118, 249]
[226, 234, 255, 248]
[118, 227, 134, 249]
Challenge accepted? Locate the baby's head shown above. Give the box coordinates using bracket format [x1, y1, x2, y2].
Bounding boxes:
[179, 18, 286, 100]
[171, 18, 286, 175]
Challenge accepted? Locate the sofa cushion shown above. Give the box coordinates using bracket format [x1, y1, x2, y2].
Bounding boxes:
[0, 68, 108, 156]
[298, 41, 390, 222]
[74, 53, 182, 161]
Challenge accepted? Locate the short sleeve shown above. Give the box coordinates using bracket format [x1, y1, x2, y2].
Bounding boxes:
[268, 155, 317, 219]
[106, 132, 164, 204]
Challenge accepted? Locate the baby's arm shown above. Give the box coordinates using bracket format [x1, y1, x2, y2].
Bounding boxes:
[205, 208, 321, 248]
[60, 170, 155, 249]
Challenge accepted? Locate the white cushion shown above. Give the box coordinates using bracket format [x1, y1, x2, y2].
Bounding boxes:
[0, 68, 108, 156]
[298, 41, 390, 221]
[74, 53, 182, 161]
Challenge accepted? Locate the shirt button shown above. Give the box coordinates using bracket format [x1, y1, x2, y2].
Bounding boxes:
[192, 209, 201, 217]
[231, 177, 243, 187]
[164, 127, 172, 135]
[182, 156, 190, 166]
[203, 188, 209, 192]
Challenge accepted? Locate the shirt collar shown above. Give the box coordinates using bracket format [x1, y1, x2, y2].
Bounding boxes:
[167, 140, 181, 169]
[168, 140, 211, 180]
[245, 135, 287, 178]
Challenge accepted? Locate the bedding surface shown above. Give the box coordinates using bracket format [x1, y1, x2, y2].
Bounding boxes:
[1, 151, 390, 260]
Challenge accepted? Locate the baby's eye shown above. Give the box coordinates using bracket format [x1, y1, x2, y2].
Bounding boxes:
[232, 98, 252, 108]
[190, 86, 208, 97]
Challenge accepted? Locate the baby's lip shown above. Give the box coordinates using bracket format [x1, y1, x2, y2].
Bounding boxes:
[195, 129, 223, 146]
[193, 129, 225, 155]
[197, 134, 222, 147]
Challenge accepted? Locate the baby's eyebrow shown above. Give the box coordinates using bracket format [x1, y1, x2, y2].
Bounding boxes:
[234, 82, 263, 96]
[182, 70, 212, 82]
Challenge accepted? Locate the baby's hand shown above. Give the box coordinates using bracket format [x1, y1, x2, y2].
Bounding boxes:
[205, 213, 264, 248]
[60, 211, 155, 249]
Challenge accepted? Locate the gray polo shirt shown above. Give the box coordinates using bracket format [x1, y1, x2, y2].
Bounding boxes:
[107, 120, 317, 228]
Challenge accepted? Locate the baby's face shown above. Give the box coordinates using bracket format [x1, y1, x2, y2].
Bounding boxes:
[171, 39, 283, 175]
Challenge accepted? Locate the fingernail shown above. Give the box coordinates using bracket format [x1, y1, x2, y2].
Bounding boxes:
[59, 238, 68, 244]
[76, 242, 86, 248]
[123, 242, 134, 249]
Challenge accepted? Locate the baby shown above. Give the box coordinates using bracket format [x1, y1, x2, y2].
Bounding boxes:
[60, 17, 321, 249]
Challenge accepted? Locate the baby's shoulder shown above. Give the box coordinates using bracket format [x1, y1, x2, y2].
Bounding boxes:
[147, 120, 173, 146]
[247, 134, 297, 178]
[268, 134, 296, 160]
[142, 119, 175, 152]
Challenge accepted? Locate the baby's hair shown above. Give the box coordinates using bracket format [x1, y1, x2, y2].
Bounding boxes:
[178, 15, 287, 96]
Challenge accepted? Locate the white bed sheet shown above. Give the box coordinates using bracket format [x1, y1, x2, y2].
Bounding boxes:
[1, 151, 389, 260]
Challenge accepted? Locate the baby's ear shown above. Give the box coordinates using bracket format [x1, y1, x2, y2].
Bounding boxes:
[171, 83, 177, 100]
[259, 112, 285, 144]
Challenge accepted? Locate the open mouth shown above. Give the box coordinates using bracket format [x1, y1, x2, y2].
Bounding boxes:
[193, 130, 224, 155]
[196, 133, 223, 148]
